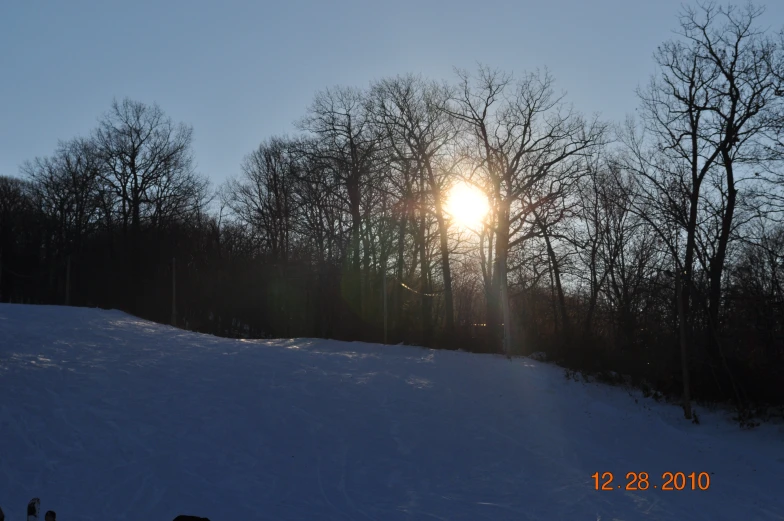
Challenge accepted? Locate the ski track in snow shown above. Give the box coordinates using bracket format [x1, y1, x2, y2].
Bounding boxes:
[0, 303, 783, 520]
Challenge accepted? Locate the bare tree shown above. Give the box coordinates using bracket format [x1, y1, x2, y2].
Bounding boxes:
[574, 158, 616, 337]
[298, 87, 381, 320]
[225, 138, 297, 262]
[22, 138, 102, 256]
[370, 74, 459, 338]
[91, 98, 204, 313]
[94, 98, 200, 235]
[447, 66, 606, 355]
[676, 3, 784, 352]
[0, 176, 37, 302]
[630, 2, 784, 417]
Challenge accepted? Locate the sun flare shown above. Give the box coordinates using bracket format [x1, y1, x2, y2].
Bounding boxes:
[445, 182, 489, 229]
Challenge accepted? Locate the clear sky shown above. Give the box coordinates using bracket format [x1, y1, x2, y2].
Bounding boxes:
[2, 0, 782, 187]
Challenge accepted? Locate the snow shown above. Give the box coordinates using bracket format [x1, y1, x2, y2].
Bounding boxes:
[0, 304, 782, 521]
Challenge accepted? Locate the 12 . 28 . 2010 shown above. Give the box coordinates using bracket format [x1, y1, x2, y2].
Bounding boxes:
[592, 471, 711, 491]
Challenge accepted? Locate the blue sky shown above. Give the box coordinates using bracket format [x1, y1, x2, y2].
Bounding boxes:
[2, 0, 782, 187]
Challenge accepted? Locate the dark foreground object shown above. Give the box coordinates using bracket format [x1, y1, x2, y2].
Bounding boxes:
[2, 505, 208, 521]
[27, 499, 40, 521]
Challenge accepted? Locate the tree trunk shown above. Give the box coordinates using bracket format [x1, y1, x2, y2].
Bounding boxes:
[434, 211, 455, 337]
[65, 254, 71, 306]
[347, 178, 363, 324]
[584, 259, 601, 338]
[426, 161, 455, 338]
[494, 204, 512, 356]
[394, 200, 408, 341]
[418, 208, 432, 347]
[171, 257, 177, 327]
[361, 219, 372, 322]
[676, 271, 692, 419]
[707, 151, 737, 355]
[542, 225, 569, 338]
[678, 187, 700, 421]
[484, 281, 501, 353]
[548, 254, 559, 334]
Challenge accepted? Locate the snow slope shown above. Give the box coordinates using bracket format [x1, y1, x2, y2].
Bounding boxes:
[0, 304, 782, 521]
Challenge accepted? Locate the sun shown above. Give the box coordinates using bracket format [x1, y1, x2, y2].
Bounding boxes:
[445, 182, 489, 229]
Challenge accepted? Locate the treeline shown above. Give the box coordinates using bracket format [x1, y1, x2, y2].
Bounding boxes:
[2, 3, 783, 416]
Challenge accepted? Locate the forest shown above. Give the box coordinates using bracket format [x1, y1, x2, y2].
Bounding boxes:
[1, 3, 782, 420]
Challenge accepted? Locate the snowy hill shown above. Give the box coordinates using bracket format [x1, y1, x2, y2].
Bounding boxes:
[0, 304, 782, 521]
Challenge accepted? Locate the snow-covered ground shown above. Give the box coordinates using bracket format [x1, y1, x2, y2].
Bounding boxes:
[0, 304, 782, 521]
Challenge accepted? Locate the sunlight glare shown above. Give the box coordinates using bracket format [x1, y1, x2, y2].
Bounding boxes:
[445, 182, 489, 229]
